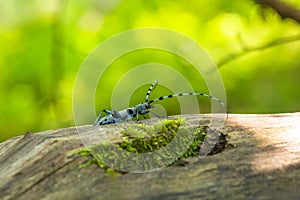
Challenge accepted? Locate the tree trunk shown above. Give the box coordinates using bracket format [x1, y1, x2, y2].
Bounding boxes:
[1, 113, 300, 200]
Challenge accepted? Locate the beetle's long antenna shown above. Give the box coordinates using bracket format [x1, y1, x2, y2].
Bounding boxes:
[145, 80, 158, 103]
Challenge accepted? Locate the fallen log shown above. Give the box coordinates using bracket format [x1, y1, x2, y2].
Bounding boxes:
[0, 113, 300, 200]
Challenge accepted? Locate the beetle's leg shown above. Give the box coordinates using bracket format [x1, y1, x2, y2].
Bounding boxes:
[93, 109, 112, 125]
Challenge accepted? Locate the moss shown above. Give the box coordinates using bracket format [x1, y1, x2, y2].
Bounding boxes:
[118, 118, 184, 153]
[69, 118, 228, 174]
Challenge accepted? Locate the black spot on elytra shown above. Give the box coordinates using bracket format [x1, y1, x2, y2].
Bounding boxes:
[127, 108, 134, 115]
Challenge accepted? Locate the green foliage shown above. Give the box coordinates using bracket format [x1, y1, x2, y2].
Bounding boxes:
[1, 0, 300, 142]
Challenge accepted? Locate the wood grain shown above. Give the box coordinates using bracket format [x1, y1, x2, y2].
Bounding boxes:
[0, 113, 299, 200]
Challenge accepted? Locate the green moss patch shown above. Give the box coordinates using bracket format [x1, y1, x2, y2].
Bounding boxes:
[69, 118, 228, 174]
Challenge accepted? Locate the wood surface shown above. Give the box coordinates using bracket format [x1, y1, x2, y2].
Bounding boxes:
[0, 113, 299, 200]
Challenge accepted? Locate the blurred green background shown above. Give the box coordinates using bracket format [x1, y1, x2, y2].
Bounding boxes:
[1, 0, 300, 142]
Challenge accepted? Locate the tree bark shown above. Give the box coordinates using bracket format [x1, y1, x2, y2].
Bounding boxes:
[255, 0, 300, 23]
[0, 113, 300, 200]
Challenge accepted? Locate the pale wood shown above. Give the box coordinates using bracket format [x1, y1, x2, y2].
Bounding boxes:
[0, 113, 300, 200]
